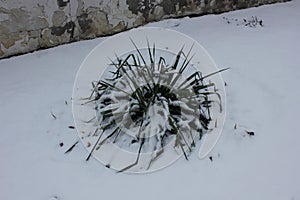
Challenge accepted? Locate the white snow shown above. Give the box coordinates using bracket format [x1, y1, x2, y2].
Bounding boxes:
[1, 1, 300, 199]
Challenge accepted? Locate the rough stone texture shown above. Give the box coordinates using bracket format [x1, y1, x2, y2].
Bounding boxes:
[0, 0, 289, 59]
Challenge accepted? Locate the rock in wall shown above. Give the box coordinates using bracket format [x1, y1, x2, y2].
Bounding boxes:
[0, 0, 289, 59]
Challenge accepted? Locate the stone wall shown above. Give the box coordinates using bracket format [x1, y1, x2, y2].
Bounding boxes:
[0, 0, 288, 59]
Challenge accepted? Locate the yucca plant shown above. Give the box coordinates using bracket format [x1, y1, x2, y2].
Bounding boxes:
[84, 40, 227, 172]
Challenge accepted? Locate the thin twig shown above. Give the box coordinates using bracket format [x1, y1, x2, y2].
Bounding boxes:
[65, 141, 79, 154]
[86, 128, 103, 161]
[50, 111, 57, 120]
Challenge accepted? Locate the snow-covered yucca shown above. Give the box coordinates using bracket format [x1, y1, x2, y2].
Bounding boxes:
[85, 40, 227, 172]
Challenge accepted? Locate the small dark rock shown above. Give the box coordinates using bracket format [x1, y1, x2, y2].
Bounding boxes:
[246, 131, 255, 136]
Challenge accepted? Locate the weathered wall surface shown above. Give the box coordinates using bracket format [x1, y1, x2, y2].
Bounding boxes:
[0, 0, 288, 59]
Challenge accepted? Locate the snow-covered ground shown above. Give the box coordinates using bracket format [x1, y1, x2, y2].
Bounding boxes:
[1, 1, 300, 199]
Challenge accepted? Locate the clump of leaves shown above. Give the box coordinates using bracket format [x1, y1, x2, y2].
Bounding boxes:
[83, 40, 228, 172]
[223, 16, 263, 27]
